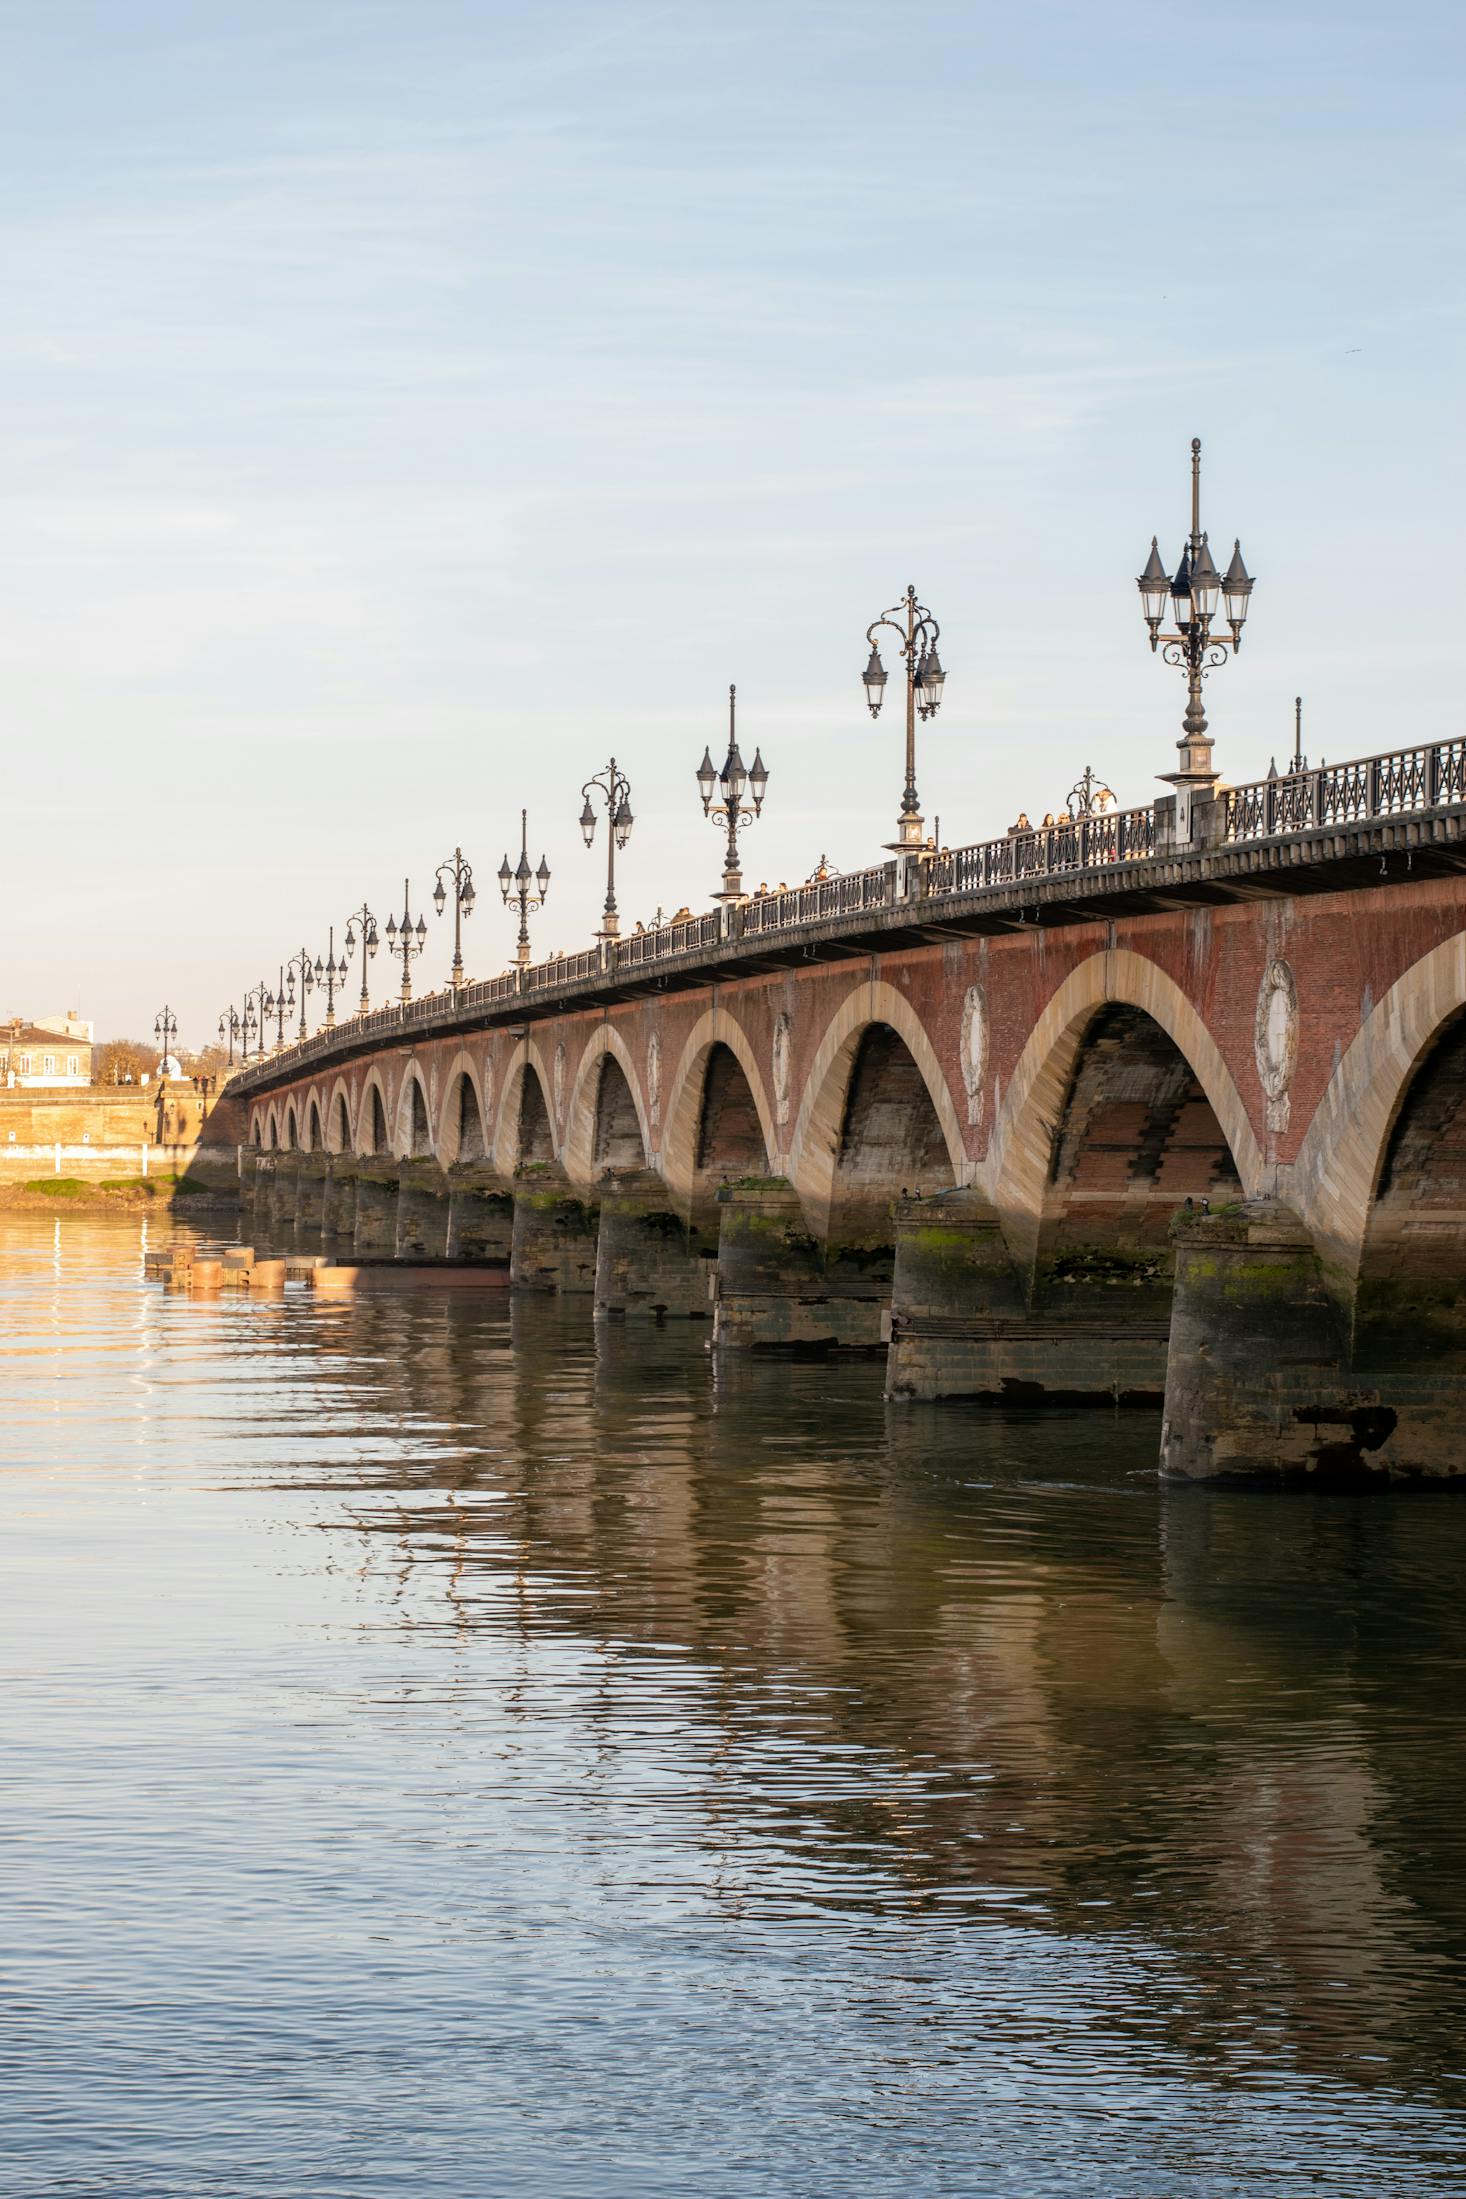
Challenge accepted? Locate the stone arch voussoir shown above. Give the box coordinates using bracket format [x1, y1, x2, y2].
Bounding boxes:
[661, 1006, 778, 1208]
[987, 947, 1265, 1278]
[435, 1050, 490, 1169]
[491, 1037, 559, 1175]
[1292, 931, 1466, 1280]
[786, 979, 969, 1231]
[561, 1024, 650, 1185]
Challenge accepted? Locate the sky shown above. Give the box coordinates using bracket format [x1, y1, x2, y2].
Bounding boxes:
[0, 0, 1462, 1044]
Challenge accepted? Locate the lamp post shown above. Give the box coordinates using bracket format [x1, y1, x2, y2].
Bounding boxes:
[153, 1006, 178, 1081]
[498, 810, 550, 967]
[1065, 767, 1116, 821]
[695, 684, 768, 901]
[1136, 436, 1255, 837]
[383, 880, 427, 1003]
[217, 1007, 240, 1067]
[239, 991, 261, 1065]
[316, 928, 349, 1028]
[343, 904, 379, 1014]
[862, 583, 946, 850]
[270, 966, 289, 1053]
[433, 848, 476, 990]
[284, 948, 315, 1042]
[579, 759, 634, 940]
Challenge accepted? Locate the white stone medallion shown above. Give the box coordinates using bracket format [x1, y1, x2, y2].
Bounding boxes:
[647, 1029, 662, 1129]
[553, 1040, 567, 1127]
[1254, 957, 1299, 1135]
[772, 1012, 792, 1127]
[960, 983, 988, 1127]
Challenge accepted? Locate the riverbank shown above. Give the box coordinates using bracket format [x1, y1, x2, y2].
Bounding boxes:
[0, 1175, 233, 1214]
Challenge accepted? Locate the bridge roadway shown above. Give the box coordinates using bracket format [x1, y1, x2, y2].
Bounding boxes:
[217, 742, 1466, 1484]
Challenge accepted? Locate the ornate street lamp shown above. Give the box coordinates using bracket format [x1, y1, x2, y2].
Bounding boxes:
[499, 810, 550, 968]
[580, 759, 634, 940]
[1065, 767, 1116, 821]
[153, 1006, 178, 1080]
[383, 880, 428, 1003]
[696, 684, 768, 901]
[433, 847, 476, 990]
[285, 948, 316, 1042]
[317, 928, 349, 1029]
[343, 903, 379, 1015]
[269, 966, 289, 1053]
[217, 1007, 240, 1067]
[239, 990, 262, 1065]
[862, 583, 946, 850]
[1136, 437, 1255, 835]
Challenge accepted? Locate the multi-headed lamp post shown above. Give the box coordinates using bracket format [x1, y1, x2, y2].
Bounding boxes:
[239, 990, 263, 1065]
[217, 1007, 240, 1067]
[862, 584, 946, 850]
[696, 684, 768, 900]
[285, 948, 316, 1042]
[317, 928, 349, 1029]
[579, 760, 634, 940]
[154, 1006, 178, 1079]
[499, 811, 550, 968]
[1137, 437, 1255, 835]
[433, 848, 476, 991]
[343, 904, 379, 1014]
[384, 881, 428, 1003]
[270, 966, 289, 1053]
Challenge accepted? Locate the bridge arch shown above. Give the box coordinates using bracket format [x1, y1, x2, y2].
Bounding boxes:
[493, 1040, 559, 1173]
[326, 1080, 351, 1156]
[661, 1008, 777, 1207]
[987, 947, 1263, 1276]
[356, 1069, 391, 1158]
[249, 1107, 264, 1148]
[283, 1100, 299, 1151]
[1294, 930, 1466, 1277]
[394, 1066, 434, 1159]
[436, 1051, 490, 1169]
[787, 980, 967, 1227]
[561, 1026, 650, 1182]
[304, 1095, 322, 1152]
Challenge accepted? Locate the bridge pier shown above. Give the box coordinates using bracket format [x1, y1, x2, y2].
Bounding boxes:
[593, 1170, 712, 1319]
[295, 1154, 328, 1233]
[323, 1158, 358, 1239]
[1161, 1203, 1360, 1482]
[396, 1161, 451, 1259]
[352, 1164, 401, 1255]
[446, 1167, 514, 1265]
[510, 1167, 600, 1293]
[711, 1179, 887, 1353]
[265, 1153, 301, 1234]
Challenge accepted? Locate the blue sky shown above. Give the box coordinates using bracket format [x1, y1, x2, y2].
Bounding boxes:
[1, 0, 1461, 1041]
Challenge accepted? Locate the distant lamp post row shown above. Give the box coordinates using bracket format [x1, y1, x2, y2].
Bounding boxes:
[580, 760, 634, 939]
[500, 811, 551, 967]
[862, 584, 946, 850]
[1136, 437, 1254, 829]
[384, 881, 428, 1003]
[154, 1005, 178, 1078]
[433, 849, 476, 991]
[696, 684, 768, 901]
[318, 928, 350, 1029]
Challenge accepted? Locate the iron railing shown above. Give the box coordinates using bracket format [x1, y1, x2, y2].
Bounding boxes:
[1224, 737, 1466, 844]
[228, 735, 1465, 1096]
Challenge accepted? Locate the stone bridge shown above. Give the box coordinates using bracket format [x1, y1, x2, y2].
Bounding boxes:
[221, 740, 1466, 1484]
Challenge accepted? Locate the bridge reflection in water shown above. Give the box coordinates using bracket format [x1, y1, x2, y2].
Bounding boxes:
[8, 1214, 1466, 2193]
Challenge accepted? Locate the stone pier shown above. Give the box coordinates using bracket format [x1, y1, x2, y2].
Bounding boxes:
[711, 1179, 888, 1354]
[446, 1167, 514, 1265]
[395, 1160, 451, 1259]
[352, 1164, 401, 1255]
[510, 1167, 600, 1293]
[593, 1169, 711, 1319]
[295, 1154, 328, 1232]
[323, 1159, 358, 1239]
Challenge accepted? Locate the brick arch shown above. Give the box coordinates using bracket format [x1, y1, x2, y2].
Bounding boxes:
[492, 1039, 559, 1173]
[304, 1094, 322, 1152]
[787, 979, 968, 1229]
[249, 1107, 265, 1148]
[325, 1079, 352, 1155]
[355, 1068, 392, 1157]
[561, 1025, 649, 1184]
[436, 1050, 490, 1169]
[987, 947, 1264, 1276]
[394, 1064, 434, 1159]
[284, 1100, 299, 1151]
[1294, 930, 1466, 1278]
[661, 1007, 777, 1206]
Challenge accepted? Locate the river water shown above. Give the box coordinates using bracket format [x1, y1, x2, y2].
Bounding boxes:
[3, 1212, 1466, 2196]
